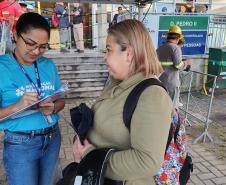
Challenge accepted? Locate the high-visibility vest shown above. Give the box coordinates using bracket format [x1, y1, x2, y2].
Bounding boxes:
[160, 61, 184, 69]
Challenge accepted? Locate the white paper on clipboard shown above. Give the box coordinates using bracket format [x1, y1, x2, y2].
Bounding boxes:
[0, 83, 70, 122]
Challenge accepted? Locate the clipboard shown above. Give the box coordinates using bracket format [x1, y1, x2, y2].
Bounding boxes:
[0, 83, 70, 122]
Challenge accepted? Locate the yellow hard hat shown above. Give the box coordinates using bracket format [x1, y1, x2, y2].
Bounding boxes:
[166, 25, 184, 39]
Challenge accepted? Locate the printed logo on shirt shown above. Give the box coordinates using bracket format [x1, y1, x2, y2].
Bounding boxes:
[15, 82, 55, 97]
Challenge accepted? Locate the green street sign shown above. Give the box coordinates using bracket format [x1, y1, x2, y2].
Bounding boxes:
[159, 16, 209, 30]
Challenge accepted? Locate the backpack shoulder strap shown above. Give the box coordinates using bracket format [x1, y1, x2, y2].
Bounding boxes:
[123, 78, 166, 131]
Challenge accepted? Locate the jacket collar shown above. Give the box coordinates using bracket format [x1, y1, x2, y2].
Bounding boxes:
[96, 73, 146, 101]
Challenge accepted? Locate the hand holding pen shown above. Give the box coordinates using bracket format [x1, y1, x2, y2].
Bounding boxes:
[17, 93, 54, 123]
[16, 92, 39, 110]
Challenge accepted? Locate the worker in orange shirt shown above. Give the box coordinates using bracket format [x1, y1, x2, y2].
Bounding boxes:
[0, 0, 24, 53]
[0, 0, 15, 53]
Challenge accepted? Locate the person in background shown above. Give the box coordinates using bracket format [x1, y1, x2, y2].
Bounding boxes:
[0, 0, 14, 53]
[200, 4, 208, 13]
[179, 5, 186, 14]
[0, 0, 14, 31]
[55, 2, 70, 52]
[0, 0, 24, 53]
[161, 6, 168, 13]
[72, 19, 172, 185]
[111, 6, 123, 25]
[185, 1, 195, 13]
[0, 12, 65, 185]
[157, 25, 192, 110]
[71, 3, 84, 53]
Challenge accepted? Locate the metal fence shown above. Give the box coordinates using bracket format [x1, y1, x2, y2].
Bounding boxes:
[179, 70, 217, 143]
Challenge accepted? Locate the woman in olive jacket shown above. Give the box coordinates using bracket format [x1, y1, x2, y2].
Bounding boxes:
[73, 19, 172, 185]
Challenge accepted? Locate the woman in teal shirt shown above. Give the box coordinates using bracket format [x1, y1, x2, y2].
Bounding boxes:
[0, 13, 65, 185]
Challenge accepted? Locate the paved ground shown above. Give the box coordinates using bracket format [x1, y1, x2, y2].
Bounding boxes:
[0, 90, 226, 185]
[187, 144, 226, 185]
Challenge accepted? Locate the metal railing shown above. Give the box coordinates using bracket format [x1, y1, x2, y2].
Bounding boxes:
[180, 70, 217, 143]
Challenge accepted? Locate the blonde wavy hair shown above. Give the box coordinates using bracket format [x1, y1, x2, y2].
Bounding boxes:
[108, 19, 163, 77]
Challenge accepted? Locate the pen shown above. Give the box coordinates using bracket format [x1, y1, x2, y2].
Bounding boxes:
[18, 88, 53, 123]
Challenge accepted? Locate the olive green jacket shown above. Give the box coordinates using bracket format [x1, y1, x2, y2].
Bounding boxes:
[87, 73, 172, 185]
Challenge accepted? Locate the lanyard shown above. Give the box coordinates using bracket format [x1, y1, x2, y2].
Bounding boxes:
[13, 52, 42, 98]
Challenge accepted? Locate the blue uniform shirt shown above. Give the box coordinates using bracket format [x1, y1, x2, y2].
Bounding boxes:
[55, 4, 70, 29]
[0, 54, 62, 131]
